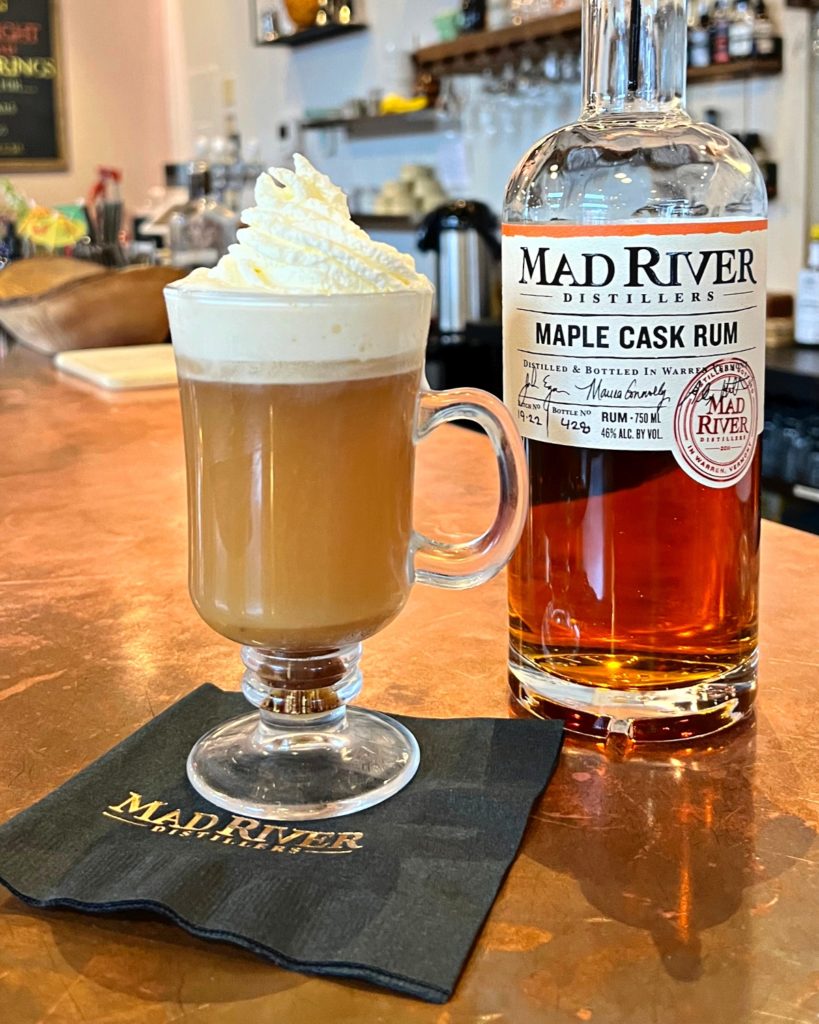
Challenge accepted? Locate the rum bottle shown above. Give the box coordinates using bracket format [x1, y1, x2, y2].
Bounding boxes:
[502, 0, 767, 742]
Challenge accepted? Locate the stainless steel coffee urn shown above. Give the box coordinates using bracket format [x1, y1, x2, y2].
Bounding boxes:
[417, 200, 501, 335]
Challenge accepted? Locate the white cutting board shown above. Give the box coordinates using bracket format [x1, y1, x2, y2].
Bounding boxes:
[54, 344, 177, 390]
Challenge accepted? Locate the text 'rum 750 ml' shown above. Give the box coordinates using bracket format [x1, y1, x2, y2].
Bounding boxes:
[502, 0, 767, 743]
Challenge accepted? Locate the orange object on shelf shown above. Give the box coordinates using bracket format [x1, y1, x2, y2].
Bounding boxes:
[285, 0, 319, 28]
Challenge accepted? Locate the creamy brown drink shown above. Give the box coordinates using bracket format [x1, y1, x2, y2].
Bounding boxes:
[166, 156, 433, 651]
[179, 368, 419, 648]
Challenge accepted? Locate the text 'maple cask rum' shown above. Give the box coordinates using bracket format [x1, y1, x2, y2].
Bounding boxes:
[502, 0, 767, 743]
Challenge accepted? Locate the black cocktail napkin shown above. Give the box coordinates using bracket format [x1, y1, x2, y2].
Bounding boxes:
[0, 685, 562, 1003]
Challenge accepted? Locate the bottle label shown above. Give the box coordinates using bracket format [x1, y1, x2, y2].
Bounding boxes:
[502, 219, 767, 488]
[728, 26, 754, 60]
[754, 29, 776, 56]
[688, 32, 710, 68]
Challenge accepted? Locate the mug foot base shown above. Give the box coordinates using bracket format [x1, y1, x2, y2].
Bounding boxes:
[187, 706, 420, 820]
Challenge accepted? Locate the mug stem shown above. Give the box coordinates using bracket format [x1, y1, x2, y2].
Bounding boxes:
[241, 644, 363, 720]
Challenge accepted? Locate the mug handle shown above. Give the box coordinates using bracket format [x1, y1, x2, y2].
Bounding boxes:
[412, 387, 528, 589]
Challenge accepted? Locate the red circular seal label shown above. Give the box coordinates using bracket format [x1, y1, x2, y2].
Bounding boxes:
[673, 357, 758, 485]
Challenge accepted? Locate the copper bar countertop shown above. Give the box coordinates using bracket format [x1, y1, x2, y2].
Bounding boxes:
[0, 341, 817, 1024]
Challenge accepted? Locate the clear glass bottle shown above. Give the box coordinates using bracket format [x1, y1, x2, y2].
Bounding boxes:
[728, 0, 755, 60]
[710, 0, 731, 63]
[169, 161, 239, 271]
[502, 0, 767, 743]
[461, 0, 487, 32]
[752, 0, 777, 57]
[487, 0, 511, 30]
[688, 0, 711, 68]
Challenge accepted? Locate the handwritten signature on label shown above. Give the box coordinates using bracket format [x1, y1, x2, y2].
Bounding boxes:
[517, 365, 670, 440]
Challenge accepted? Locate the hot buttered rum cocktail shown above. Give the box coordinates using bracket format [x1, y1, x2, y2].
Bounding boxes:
[165, 155, 526, 821]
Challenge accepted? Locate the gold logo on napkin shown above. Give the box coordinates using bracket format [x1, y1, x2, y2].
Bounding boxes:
[102, 791, 364, 855]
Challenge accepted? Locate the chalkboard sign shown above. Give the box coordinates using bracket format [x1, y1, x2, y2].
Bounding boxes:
[0, 0, 65, 171]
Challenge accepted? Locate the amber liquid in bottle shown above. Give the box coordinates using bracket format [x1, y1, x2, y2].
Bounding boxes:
[509, 444, 760, 685]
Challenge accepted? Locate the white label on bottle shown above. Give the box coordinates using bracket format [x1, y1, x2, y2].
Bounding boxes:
[502, 219, 767, 488]
[754, 31, 776, 56]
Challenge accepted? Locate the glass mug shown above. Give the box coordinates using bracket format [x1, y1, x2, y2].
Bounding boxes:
[165, 286, 527, 820]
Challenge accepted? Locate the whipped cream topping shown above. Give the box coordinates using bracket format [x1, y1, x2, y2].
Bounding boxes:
[180, 154, 431, 295]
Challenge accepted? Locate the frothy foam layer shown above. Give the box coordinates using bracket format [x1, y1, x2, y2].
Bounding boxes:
[177, 154, 432, 296]
[175, 352, 421, 386]
[165, 289, 431, 384]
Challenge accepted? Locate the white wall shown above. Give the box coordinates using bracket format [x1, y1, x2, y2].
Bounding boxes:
[165, 0, 454, 170]
[6, 0, 172, 213]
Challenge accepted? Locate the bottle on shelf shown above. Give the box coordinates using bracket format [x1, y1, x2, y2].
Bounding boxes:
[728, 0, 755, 60]
[502, 0, 767, 742]
[316, 0, 334, 27]
[710, 0, 731, 64]
[795, 226, 819, 346]
[486, 0, 510, 31]
[688, 0, 711, 69]
[168, 161, 239, 271]
[208, 136, 240, 213]
[335, 0, 354, 25]
[752, 0, 777, 57]
[460, 0, 486, 33]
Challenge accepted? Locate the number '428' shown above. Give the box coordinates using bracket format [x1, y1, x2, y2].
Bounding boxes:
[560, 416, 591, 435]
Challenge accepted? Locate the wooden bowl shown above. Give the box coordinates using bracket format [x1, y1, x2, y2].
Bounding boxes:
[0, 262, 186, 355]
[0, 255, 106, 301]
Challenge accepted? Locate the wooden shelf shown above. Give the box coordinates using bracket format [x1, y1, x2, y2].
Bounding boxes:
[688, 53, 783, 85]
[414, 13, 784, 85]
[301, 110, 456, 138]
[413, 12, 581, 74]
[260, 22, 367, 48]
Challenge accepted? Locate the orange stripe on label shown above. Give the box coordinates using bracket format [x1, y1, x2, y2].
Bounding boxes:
[502, 220, 767, 238]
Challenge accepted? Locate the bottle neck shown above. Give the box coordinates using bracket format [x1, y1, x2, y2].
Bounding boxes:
[188, 160, 211, 200]
[581, 0, 688, 120]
